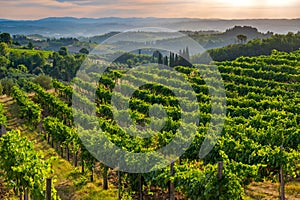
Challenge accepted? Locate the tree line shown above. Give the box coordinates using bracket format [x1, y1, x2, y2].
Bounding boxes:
[197, 32, 300, 62]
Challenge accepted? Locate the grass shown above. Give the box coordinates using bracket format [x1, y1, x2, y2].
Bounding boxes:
[286, 181, 300, 197]
[9, 48, 53, 58]
[245, 181, 300, 200]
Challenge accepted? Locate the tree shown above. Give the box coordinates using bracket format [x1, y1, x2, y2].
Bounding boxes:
[0, 42, 9, 56]
[0, 56, 10, 68]
[0, 33, 12, 44]
[175, 54, 179, 66]
[152, 50, 163, 64]
[182, 48, 186, 59]
[31, 52, 46, 71]
[158, 52, 163, 64]
[13, 41, 21, 46]
[59, 46, 68, 56]
[8, 50, 22, 68]
[237, 34, 247, 44]
[27, 42, 34, 49]
[169, 52, 175, 67]
[185, 46, 190, 61]
[163, 56, 168, 66]
[79, 47, 89, 55]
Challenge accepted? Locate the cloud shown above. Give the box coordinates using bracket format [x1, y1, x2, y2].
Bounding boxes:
[0, 0, 299, 19]
[55, 0, 98, 6]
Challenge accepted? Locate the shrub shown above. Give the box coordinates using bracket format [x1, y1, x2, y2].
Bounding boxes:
[0, 78, 17, 95]
[33, 75, 53, 90]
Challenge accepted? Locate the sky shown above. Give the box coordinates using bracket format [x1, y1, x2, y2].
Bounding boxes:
[0, 0, 299, 20]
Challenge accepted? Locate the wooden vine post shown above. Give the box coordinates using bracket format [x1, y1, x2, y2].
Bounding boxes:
[1, 123, 6, 136]
[46, 178, 52, 200]
[103, 165, 108, 190]
[139, 174, 143, 200]
[118, 170, 121, 200]
[218, 161, 223, 179]
[170, 160, 175, 200]
[280, 146, 285, 200]
[218, 161, 223, 198]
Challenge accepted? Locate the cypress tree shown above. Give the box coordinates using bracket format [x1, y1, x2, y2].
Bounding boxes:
[164, 56, 168, 66]
[182, 48, 186, 59]
[175, 54, 179, 66]
[170, 52, 175, 67]
[158, 52, 163, 64]
[186, 46, 190, 61]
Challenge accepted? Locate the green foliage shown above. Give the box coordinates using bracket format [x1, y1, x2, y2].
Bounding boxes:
[58, 46, 68, 56]
[27, 41, 34, 49]
[0, 32, 12, 44]
[9, 48, 52, 58]
[74, 176, 88, 189]
[79, 47, 89, 54]
[0, 78, 17, 95]
[52, 79, 72, 102]
[9, 49, 47, 73]
[0, 55, 10, 68]
[17, 64, 29, 73]
[0, 82, 3, 95]
[175, 163, 245, 199]
[237, 34, 248, 44]
[8, 47, 299, 199]
[11, 86, 41, 125]
[51, 51, 85, 81]
[113, 52, 152, 67]
[26, 81, 73, 125]
[0, 42, 9, 56]
[0, 102, 7, 126]
[0, 130, 58, 199]
[193, 32, 300, 62]
[33, 75, 53, 90]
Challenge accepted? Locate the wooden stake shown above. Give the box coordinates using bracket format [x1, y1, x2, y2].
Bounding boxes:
[24, 188, 28, 200]
[170, 161, 175, 200]
[218, 161, 223, 198]
[218, 161, 223, 179]
[280, 146, 285, 200]
[139, 174, 143, 200]
[46, 178, 52, 200]
[118, 170, 121, 200]
[1, 124, 6, 136]
[103, 166, 108, 190]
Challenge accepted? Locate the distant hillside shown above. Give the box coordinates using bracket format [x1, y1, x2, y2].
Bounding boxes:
[192, 32, 300, 62]
[0, 17, 300, 37]
[185, 26, 272, 49]
[9, 25, 273, 55]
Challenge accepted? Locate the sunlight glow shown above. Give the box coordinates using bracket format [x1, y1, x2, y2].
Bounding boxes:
[216, 0, 297, 7]
[265, 0, 297, 7]
[0, 0, 299, 19]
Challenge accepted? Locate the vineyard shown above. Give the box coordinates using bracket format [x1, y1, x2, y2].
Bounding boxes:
[0, 48, 299, 199]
